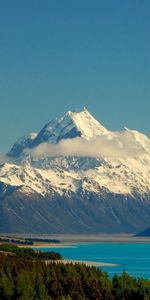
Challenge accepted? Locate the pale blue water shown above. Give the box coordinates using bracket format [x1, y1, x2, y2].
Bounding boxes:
[37, 243, 150, 279]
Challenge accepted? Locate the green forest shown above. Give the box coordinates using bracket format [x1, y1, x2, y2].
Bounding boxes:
[0, 245, 150, 300]
[0, 243, 61, 260]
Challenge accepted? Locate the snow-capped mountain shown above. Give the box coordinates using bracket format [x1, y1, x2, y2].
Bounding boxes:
[8, 108, 108, 157]
[1, 108, 150, 234]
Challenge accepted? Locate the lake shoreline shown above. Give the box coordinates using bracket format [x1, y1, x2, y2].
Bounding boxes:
[45, 259, 118, 267]
[1, 233, 150, 247]
[19, 234, 150, 246]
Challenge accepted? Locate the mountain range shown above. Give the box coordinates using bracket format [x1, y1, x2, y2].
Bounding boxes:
[0, 108, 150, 233]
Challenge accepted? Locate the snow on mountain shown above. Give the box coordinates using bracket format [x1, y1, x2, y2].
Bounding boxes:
[0, 162, 78, 196]
[1, 152, 150, 197]
[4, 108, 150, 197]
[8, 132, 37, 157]
[32, 107, 108, 145]
[122, 127, 150, 153]
[8, 108, 108, 157]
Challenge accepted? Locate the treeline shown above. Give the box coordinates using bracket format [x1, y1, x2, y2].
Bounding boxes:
[0, 236, 61, 245]
[28, 238, 61, 244]
[0, 244, 61, 260]
[1, 252, 150, 299]
[0, 237, 33, 245]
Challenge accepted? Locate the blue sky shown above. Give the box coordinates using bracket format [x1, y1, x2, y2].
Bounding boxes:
[0, 1, 150, 153]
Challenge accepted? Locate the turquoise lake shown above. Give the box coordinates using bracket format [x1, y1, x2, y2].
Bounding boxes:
[38, 243, 150, 279]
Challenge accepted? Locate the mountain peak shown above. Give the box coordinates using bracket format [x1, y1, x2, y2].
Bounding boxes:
[33, 108, 108, 145]
[8, 108, 108, 157]
[65, 107, 88, 116]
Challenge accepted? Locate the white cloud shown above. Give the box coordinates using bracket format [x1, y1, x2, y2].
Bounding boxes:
[25, 131, 146, 160]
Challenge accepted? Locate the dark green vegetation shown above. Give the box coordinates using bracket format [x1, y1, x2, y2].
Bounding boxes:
[1, 247, 150, 299]
[0, 236, 61, 245]
[0, 244, 61, 260]
[0, 236, 33, 245]
[27, 238, 61, 243]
